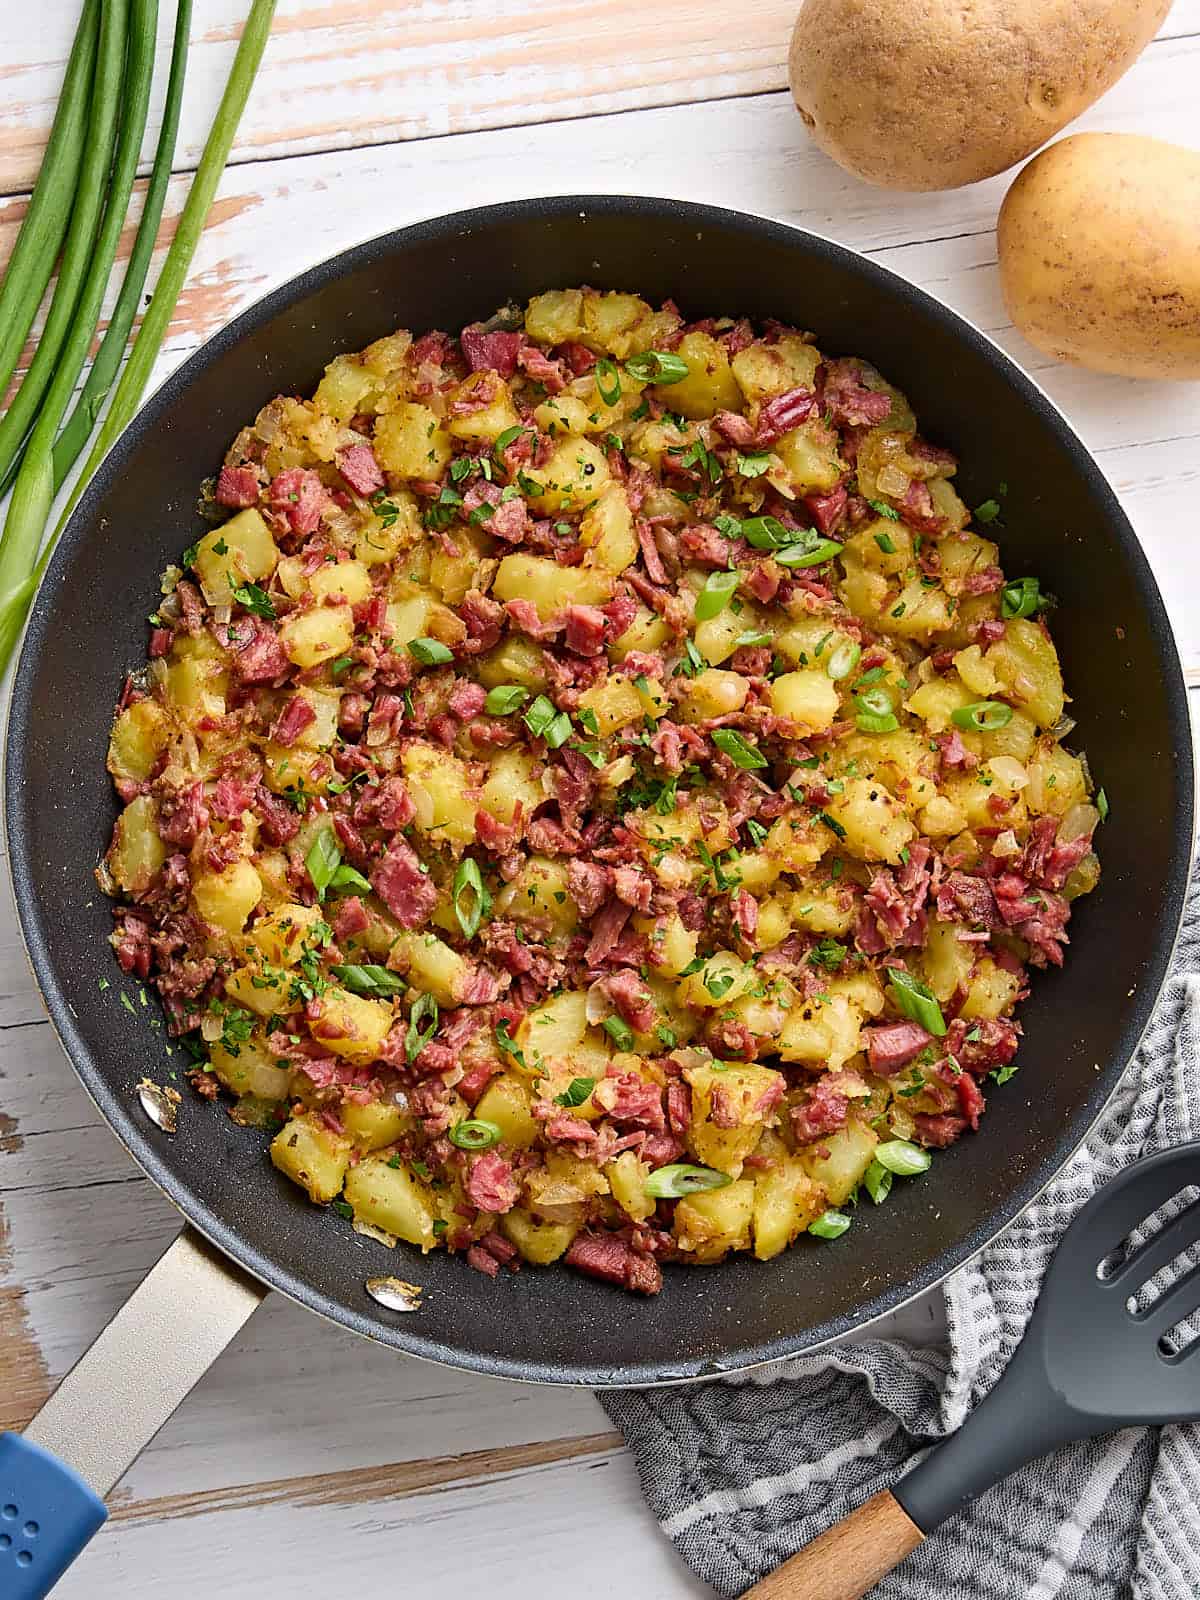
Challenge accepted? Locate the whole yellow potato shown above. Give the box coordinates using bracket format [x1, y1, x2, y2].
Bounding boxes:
[998, 133, 1200, 379]
[788, 0, 1169, 191]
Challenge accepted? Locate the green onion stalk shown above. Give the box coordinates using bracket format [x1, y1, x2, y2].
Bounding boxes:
[0, 0, 100, 405]
[0, 0, 130, 493]
[52, 0, 193, 494]
[0, 0, 278, 674]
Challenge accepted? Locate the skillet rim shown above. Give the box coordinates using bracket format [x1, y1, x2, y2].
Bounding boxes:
[6, 193, 1193, 1387]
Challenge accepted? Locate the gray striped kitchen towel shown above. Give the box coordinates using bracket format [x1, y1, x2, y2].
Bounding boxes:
[601, 870, 1200, 1598]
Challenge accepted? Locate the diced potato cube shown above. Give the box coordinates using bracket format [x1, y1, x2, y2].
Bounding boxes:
[580, 485, 638, 574]
[292, 686, 341, 751]
[209, 1034, 292, 1100]
[606, 1150, 655, 1223]
[495, 855, 577, 934]
[1026, 744, 1087, 816]
[524, 1152, 609, 1207]
[576, 674, 646, 735]
[343, 1156, 437, 1249]
[308, 558, 372, 606]
[312, 985, 394, 1063]
[279, 605, 354, 670]
[664, 331, 742, 419]
[518, 436, 611, 515]
[525, 289, 585, 346]
[905, 674, 975, 731]
[884, 579, 956, 641]
[774, 421, 843, 495]
[685, 1064, 787, 1177]
[920, 795, 968, 837]
[493, 552, 612, 620]
[474, 1074, 539, 1149]
[676, 667, 749, 723]
[374, 402, 452, 478]
[779, 992, 862, 1071]
[193, 509, 279, 607]
[732, 335, 822, 402]
[534, 393, 594, 436]
[261, 743, 331, 801]
[270, 1114, 352, 1204]
[770, 669, 839, 732]
[634, 912, 698, 978]
[677, 951, 755, 1011]
[479, 747, 544, 824]
[799, 1120, 879, 1205]
[516, 990, 610, 1080]
[192, 859, 262, 938]
[393, 931, 470, 1006]
[249, 901, 324, 966]
[341, 1099, 412, 1151]
[961, 958, 1021, 1021]
[921, 918, 976, 1002]
[954, 644, 1002, 698]
[108, 698, 171, 782]
[314, 354, 380, 421]
[475, 634, 548, 691]
[500, 1205, 581, 1264]
[355, 488, 421, 566]
[429, 523, 493, 605]
[401, 743, 476, 845]
[674, 1179, 755, 1262]
[764, 808, 826, 873]
[223, 962, 293, 1018]
[580, 290, 653, 355]
[610, 604, 671, 661]
[823, 777, 915, 865]
[165, 652, 226, 719]
[446, 372, 522, 443]
[752, 1159, 825, 1259]
[987, 618, 1064, 730]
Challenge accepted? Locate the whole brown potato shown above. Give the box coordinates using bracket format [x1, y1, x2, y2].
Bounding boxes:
[788, 0, 1170, 191]
[998, 133, 1200, 379]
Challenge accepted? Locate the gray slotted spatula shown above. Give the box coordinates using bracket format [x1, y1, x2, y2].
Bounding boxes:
[740, 1141, 1200, 1600]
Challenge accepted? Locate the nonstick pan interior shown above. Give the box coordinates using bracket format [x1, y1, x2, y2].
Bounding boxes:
[6, 196, 1191, 1385]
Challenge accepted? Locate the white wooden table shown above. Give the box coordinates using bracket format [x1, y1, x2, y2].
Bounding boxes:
[2, 5, 1199, 1595]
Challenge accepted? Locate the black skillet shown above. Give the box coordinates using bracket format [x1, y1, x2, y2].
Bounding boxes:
[1, 196, 1191, 1596]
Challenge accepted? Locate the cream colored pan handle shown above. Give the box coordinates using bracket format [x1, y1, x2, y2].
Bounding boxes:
[2, 1230, 264, 1596]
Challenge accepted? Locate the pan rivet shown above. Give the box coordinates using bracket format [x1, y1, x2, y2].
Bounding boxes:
[366, 1275, 424, 1313]
[136, 1078, 181, 1133]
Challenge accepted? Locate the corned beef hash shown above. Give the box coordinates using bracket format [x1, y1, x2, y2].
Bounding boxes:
[102, 288, 1103, 1295]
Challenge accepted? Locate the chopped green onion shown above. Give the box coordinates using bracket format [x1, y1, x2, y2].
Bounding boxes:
[854, 685, 899, 734]
[523, 694, 558, 738]
[624, 350, 690, 385]
[305, 828, 341, 900]
[992, 1061, 1020, 1085]
[453, 858, 491, 940]
[694, 569, 740, 621]
[863, 1160, 893, 1205]
[974, 498, 1002, 524]
[736, 452, 772, 478]
[553, 1076, 596, 1108]
[825, 638, 861, 681]
[816, 809, 846, 839]
[52, 0, 191, 495]
[874, 1139, 933, 1176]
[405, 993, 439, 1063]
[494, 424, 526, 456]
[603, 1015, 636, 1050]
[809, 1209, 852, 1239]
[409, 636, 454, 665]
[742, 516, 793, 550]
[886, 967, 947, 1037]
[777, 535, 841, 569]
[1000, 576, 1048, 619]
[449, 1118, 502, 1152]
[711, 728, 768, 770]
[735, 629, 773, 649]
[594, 358, 622, 406]
[484, 684, 529, 715]
[644, 1163, 732, 1199]
[329, 964, 406, 997]
[950, 700, 1013, 732]
[544, 711, 573, 749]
[330, 863, 372, 895]
[874, 531, 897, 554]
[1097, 787, 1109, 822]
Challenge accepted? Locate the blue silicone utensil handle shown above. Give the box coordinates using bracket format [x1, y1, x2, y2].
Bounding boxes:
[0, 1433, 107, 1598]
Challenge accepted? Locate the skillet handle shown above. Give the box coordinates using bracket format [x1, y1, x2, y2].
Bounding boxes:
[738, 1490, 924, 1600]
[1, 1228, 264, 1597]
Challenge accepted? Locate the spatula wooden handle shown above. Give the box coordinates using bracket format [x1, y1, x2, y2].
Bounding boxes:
[740, 1489, 925, 1600]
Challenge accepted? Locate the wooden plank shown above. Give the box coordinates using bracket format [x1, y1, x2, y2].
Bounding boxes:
[2, 0, 1197, 197]
[52, 1446, 715, 1600]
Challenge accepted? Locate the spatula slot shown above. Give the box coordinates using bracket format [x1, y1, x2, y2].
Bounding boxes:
[1156, 1303, 1200, 1363]
[1098, 1184, 1200, 1285]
